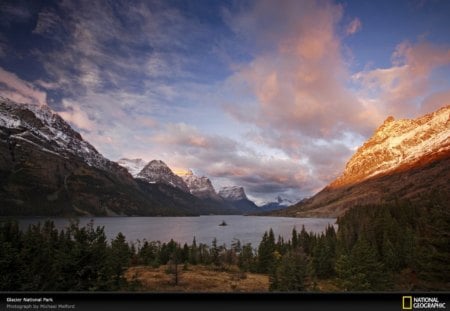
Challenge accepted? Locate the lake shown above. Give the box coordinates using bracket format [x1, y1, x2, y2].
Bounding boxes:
[14, 215, 337, 247]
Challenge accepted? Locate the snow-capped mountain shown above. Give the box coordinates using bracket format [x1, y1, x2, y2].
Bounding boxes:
[0, 96, 268, 216]
[218, 186, 259, 212]
[0, 96, 115, 171]
[218, 186, 248, 201]
[331, 105, 450, 188]
[181, 170, 222, 200]
[259, 196, 295, 211]
[117, 158, 147, 177]
[0, 97, 189, 216]
[137, 160, 190, 192]
[271, 105, 450, 218]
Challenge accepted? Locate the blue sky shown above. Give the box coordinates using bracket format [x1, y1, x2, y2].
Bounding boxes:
[1, 0, 449, 204]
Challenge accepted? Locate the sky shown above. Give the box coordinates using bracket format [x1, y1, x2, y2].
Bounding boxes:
[0, 0, 450, 205]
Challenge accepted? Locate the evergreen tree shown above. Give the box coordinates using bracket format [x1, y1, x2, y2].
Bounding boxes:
[189, 237, 199, 265]
[270, 249, 307, 292]
[257, 230, 276, 274]
[238, 243, 255, 272]
[110, 232, 131, 289]
[211, 238, 221, 267]
[291, 227, 298, 249]
[339, 236, 388, 291]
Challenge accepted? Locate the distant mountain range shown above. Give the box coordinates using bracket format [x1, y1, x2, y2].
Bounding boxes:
[259, 196, 295, 211]
[117, 158, 260, 213]
[0, 97, 259, 216]
[270, 105, 450, 217]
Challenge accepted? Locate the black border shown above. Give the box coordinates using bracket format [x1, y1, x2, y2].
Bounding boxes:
[2, 292, 450, 311]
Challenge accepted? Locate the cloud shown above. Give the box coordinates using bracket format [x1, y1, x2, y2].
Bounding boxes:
[0, 67, 47, 106]
[420, 90, 450, 114]
[224, 0, 378, 140]
[32, 9, 62, 36]
[220, 0, 377, 193]
[57, 100, 96, 132]
[346, 17, 362, 35]
[0, 3, 32, 26]
[353, 40, 450, 117]
[132, 122, 319, 202]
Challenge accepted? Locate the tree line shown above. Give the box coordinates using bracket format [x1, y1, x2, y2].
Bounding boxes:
[0, 191, 448, 291]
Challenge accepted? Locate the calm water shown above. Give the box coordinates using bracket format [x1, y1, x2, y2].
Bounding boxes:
[14, 215, 337, 247]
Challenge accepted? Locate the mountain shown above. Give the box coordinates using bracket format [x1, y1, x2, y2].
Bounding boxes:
[271, 105, 450, 218]
[218, 186, 248, 201]
[181, 170, 223, 201]
[259, 196, 295, 211]
[136, 160, 190, 192]
[0, 97, 226, 216]
[117, 159, 254, 215]
[117, 158, 146, 177]
[218, 186, 259, 212]
[330, 106, 450, 188]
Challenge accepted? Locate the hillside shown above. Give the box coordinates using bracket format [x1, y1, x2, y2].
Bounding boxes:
[271, 105, 450, 217]
[0, 97, 230, 216]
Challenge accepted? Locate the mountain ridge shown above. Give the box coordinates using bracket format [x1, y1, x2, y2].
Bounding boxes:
[136, 159, 190, 193]
[181, 170, 223, 201]
[118, 159, 261, 213]
[0, 97, 236, 216]
[331, 105, 449, 189]
[269, 105, 450, 218]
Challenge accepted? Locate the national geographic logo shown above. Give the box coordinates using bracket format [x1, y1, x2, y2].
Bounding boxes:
[402, 296, 447, 310]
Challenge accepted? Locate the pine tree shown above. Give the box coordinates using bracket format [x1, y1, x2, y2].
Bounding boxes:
[211, 238, 221, 267]
[257, 230, 276, 273]
[110, 232, 131, 289]
[270, 249, 307, 291]
[238, 243, 255, 272]
[291, 227, 298, 249]
[347, 236, 387, 291]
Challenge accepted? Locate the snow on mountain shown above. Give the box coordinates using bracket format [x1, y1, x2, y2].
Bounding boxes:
[276, 195, 293, 206]
[0, 96, 113, 170]
[218, 186, 248, 201]
[271, 105, 450, 218]
[180, 170, 222, 200]
[117, 158, 147, 177]
[331, 105, 450, 188]
[259, 196, 295, 211]
[136, 159, 190, 192]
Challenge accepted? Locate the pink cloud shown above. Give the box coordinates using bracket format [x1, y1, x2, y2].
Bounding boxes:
[354, 41, 450, 118]
[0, 66, 47, 106]
[346, 18, 362, 35]
[57, 100, 96, 131]
[420, 90, 450, 114]
[152, 123, 208, 147]
[224, 0, 377, 144]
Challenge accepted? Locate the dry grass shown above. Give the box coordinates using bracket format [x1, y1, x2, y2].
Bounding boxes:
[311, 279, 341, 292]
[125, 264, 269, 292]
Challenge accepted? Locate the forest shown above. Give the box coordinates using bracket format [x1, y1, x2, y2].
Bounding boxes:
[0, 191, 448, 292]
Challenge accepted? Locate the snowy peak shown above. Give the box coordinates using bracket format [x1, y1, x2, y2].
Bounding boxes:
[0, 96, 113, 170]
[183, 169, 194, 176]
[181, 172, 221, 200]
[331, 105, 450, 188]
[117, 158, 147, 177]
[258, 196, 295, 211]
[276, 195, 294, 206]
[218, 186, 248, 201]
[136, 159, 190, 192]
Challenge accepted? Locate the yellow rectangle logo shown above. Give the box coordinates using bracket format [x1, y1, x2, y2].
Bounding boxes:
[403, 296, 412, 310]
